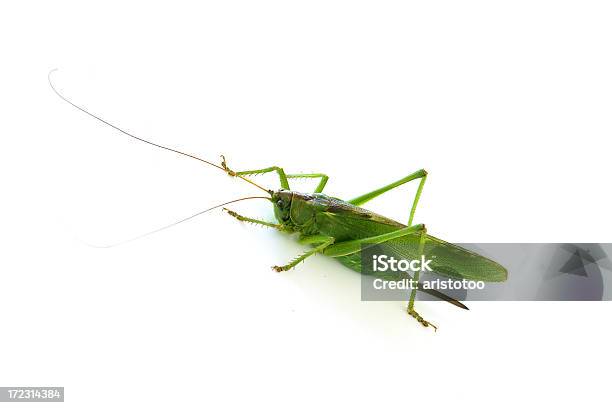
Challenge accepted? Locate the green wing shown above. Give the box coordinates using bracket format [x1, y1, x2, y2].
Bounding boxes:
[314, 207, 507, 283]
[420, 235, 507, 282]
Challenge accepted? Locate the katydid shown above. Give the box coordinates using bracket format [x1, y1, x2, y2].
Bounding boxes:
[50, 72, 507, 330]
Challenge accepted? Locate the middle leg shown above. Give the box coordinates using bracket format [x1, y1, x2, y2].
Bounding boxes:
[286, 173, 329, 193]
[272, 235, 335, 272]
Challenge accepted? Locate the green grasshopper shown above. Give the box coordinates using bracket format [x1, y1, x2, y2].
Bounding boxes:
[51, 72, 507, 330]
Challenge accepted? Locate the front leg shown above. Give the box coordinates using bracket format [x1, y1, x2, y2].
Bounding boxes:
[223, 208, 285, 230]
[272, 235, 335, 272]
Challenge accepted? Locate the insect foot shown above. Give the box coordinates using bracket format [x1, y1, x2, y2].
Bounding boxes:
[220, 155, 236, 176]
[271, 265, 286, 272]
[408, 309, 438, 332]
[223, 208, 241, 220]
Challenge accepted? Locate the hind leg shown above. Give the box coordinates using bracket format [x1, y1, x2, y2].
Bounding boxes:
[348, 169, 427, 226]
[322, 223, 437, 330]
[407, 226, 437, 330]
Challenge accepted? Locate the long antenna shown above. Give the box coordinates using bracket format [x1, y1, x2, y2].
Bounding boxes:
[48, 69, 271, 195]
[90, 196, 271, 248]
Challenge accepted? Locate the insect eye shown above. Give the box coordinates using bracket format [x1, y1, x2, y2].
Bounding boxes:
[276, 200, 283, 208]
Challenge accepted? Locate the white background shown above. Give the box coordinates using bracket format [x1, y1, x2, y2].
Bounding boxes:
[1, 1, 611, 407]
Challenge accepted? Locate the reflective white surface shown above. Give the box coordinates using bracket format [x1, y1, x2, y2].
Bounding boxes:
[2, 1, 612, 406]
